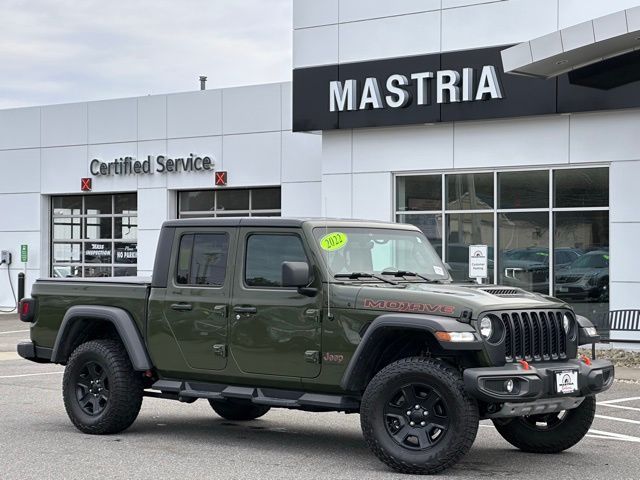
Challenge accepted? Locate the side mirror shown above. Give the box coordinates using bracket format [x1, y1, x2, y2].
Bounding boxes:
[282, 262, 318, 297]
[282, 262, 310, 287]
[282, 261, 317, 297]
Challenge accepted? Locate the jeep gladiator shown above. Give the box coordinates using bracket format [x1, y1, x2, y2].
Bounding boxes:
[18, 218, 614, 474]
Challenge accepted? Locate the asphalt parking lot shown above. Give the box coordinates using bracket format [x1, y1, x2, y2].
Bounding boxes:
[1, 314, 640, 480]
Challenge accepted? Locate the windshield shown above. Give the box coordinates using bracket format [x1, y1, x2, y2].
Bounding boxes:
[313, 227, 449, 281]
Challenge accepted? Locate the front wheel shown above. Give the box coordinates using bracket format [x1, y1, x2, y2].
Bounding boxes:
[63, 339, 143, 434]
[360, 357, 479, 475]
[493, 395, 596, 453]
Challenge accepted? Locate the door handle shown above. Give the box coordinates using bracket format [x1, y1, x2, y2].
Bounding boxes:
[233, 306, 257, 315]
[171, 303, 193, 312]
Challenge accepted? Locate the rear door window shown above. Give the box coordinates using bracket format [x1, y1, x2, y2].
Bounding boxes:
[176, 233, 229, 286]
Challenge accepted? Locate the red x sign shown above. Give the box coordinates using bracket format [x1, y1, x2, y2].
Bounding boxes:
[81, 178, 92, 191]
[215, 171, 228, 186]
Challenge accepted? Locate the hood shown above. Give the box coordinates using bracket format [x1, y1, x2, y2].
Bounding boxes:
[333, 282, 568, 319]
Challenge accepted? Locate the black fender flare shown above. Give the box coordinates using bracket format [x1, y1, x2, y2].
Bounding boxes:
[50, 305, 153, 371]
[340, 313, 481, 392]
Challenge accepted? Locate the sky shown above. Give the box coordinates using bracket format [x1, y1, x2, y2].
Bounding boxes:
[0, 0, 293, 108]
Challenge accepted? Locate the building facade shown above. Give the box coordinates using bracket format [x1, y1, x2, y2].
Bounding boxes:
[2, 0, 640, 342]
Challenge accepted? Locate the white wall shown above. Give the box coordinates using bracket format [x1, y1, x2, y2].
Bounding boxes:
[0, 82, 322, 309]
[293, 0, 640, 67]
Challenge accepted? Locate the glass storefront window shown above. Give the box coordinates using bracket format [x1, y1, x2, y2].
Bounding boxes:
[51, 194, 137, 278]
[115, 217, 138, 240]
[53, 243, 82, 263]
[396, 167, 609, 313]
[498, 212, 549, 294]
[446, 173, 493, 210]
[85, 217, 113, 240]
[446, 213, 494, 282]
[53, 196, 82, 216]
[396, 175, 441, 212]
[216, 189, 250, 211]
[396, 213, 443, 246]
[178, 188, 281, 218]
[53, 217, 82, 240]
[252, 188, 281, 210]
[85, 195, 112, 215]
[554, 168, 608, 208]
[554, 211, 609, 319]
[115, 193, 138, 215]
[180, 191, 215, 212]
[498, 170, 549, 209]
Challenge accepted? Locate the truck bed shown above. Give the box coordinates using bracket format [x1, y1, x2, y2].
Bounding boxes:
[30, 277, 151, 349]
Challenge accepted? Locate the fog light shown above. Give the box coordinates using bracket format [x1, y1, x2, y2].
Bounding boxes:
[584, 326, 597, 337]
[505, 379, 514, 393]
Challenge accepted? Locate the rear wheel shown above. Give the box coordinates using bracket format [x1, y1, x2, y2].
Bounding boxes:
[493, 396, 596, 453]
[208, 399, 270, 421]
[63, 339, 143, 434]
[360, 357, 479, 475]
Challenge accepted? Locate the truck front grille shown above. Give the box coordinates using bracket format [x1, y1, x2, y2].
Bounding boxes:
[499, 310, 568, 362]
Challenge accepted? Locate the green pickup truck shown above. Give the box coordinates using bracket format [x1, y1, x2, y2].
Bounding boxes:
[18, 218, 613, 474]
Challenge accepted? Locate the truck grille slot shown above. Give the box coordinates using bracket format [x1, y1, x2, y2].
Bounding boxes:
[499, 310, 568, 362]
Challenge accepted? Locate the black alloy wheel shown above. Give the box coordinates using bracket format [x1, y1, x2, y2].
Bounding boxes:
[75, 361, 110, 416]
[360, 357, 479, 475]
[383, 383, 450, 450]
[63, 339, 143, 434]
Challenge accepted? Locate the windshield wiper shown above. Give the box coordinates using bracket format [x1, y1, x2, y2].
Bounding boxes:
[381, 270, 448, 284]
[334, 272, 398, 285]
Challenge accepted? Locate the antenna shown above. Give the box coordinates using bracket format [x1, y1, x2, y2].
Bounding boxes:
[324, 197, 332, 320]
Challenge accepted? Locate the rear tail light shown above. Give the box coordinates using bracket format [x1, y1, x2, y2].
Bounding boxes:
[19, 298, 35, 323]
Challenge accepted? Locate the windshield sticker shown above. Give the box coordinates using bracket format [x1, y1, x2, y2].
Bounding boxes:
[363, 298, 456, 315]
[433, 266, 444, 276]
[604, 255, 609, 260]
[320, 232, 348, 251]
[536, 252, 549, 257]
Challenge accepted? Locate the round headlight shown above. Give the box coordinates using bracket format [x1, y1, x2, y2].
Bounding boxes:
[563, 314, 571, 334]
[480, 316, 493, 339]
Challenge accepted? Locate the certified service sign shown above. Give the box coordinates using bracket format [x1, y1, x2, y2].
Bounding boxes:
[468, 245, 488, 279]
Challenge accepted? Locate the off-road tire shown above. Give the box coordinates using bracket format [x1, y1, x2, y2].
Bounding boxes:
[63, 339, 143, 434]
[360, 357, 479, 475]
[493, 395, 596, 453]
[208, 400, 270, 421]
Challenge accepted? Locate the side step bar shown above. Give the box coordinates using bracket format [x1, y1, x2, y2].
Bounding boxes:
[146, 379, 360, 412]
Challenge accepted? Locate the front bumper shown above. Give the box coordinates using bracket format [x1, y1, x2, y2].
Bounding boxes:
[463, 359, 614, 405]
[17, 341, 52, 364]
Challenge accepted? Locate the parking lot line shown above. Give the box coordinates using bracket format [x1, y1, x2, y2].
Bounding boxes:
[0, 329, 29, 335]
[599, 396, 640, 405]
[595, 414, 640, 425]
[588, 429, 640, 443]
[0, 371, 63, 379]
[598, 403, 640, 413]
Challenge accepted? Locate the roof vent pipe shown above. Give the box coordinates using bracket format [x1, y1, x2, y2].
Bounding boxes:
[199, 76, 207, 90]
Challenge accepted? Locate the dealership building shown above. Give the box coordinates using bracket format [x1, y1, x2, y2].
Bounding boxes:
[1, 0, 640, 341]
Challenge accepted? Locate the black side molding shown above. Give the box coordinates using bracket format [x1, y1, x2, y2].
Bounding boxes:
[51, 305, 153, 371]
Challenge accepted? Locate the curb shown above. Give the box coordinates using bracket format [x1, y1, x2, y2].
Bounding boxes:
[615, 367, 640, 382]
